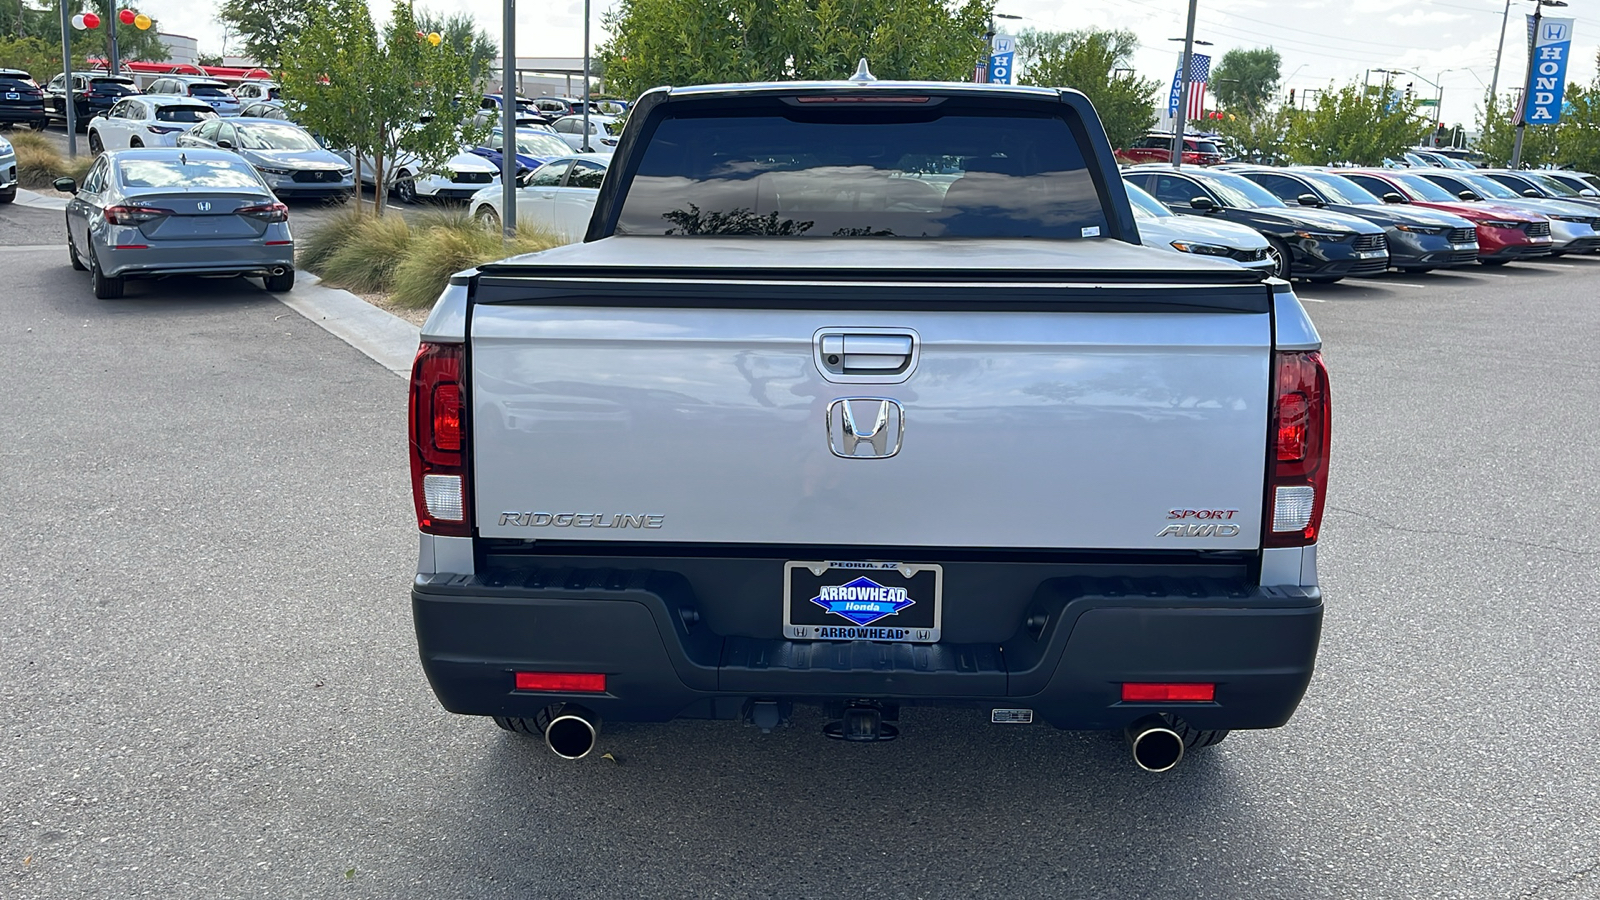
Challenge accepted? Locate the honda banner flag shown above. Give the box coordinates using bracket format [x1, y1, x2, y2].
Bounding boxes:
[1525, 15, 1574, 124]
[989, 34, 1015, 85]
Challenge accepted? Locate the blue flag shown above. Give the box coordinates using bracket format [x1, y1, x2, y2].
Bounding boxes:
[1525, 16, 1574, 124]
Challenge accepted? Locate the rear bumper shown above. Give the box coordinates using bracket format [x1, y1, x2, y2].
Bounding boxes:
[413, 566, 1323, 733]
[102, 242, 294, 278]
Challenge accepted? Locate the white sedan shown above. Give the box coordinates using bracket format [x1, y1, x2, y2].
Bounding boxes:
[87, 96, 216, 152]
[346, 147, 502, 203]
[468, 155, 608, 241]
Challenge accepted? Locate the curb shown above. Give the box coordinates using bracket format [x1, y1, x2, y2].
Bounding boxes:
[14, 188, 69, 211]
[277, 274, 420, 378]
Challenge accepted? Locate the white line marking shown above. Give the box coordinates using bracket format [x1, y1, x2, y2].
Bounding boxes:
[1472, 272, 1510, 278]
[0, 244, 65, 252]
[1536, 263, 1576, 268]
[1299, 297, 1327, 302]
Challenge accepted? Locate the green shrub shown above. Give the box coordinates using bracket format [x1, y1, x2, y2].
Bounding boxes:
[296, 205, 370, 273]
[8, 131, 92, 189]
[318, 213, 413, 294]
[389, 219, 563, 308]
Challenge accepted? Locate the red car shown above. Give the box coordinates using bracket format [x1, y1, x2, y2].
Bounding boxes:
[1340, 169, 1552, 265]
[1119, 133, 1224, 166]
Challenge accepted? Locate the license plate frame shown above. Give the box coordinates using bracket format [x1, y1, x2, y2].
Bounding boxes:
[783, 560, 942, 643]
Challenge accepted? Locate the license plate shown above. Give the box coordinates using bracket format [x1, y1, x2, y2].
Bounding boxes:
[783, 561, 942, 643]
[1356, 250, 1384, 259]
[4, 93, 17, 100]
[1451, 243, 1477, 250]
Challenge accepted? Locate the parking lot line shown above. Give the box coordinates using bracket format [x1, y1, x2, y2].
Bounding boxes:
[0, 244, 65, 252]
[1299, 297, 1326, 302]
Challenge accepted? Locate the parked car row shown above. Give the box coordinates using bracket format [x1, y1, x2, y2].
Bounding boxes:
[1122, 158, 1600, 281]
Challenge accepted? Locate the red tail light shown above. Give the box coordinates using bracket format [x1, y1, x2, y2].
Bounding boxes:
[236, 202, 289, 223]
[409, 341, 470, 536]
[1264, 350, 1331, 547]
[104, 205, 173, 225]
[515, 672, 607, 692]
[1122, 683, 1216, 702]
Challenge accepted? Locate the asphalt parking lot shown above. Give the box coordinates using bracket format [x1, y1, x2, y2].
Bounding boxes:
[2, 196, 1598, 899]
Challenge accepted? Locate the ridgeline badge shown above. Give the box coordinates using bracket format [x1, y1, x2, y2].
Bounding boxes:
[809, 576, 915, 626]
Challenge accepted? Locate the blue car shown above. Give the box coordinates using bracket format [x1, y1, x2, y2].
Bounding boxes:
[470, 126, 575, 176]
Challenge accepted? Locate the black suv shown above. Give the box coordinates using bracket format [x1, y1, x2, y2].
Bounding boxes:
[44, 73, 138, 131]
[0, 69, 47, 129]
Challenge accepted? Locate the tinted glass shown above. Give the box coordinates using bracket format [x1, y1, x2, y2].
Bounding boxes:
[1390, 173, 1456, 202]
[91, 79, 134, 94]
[1124, 181, 1174, 218]
[1298, 171, 1382, 205]
[603, 121, 623, 136]
[0, 75, 39, 89]
[118, 157, 265, 189]
[237, 122, 319, 151]
[515, 131, 572, 157]
[1529, 172, 1580, 196]
[1191, 141, 1221, 154]
[1246, 172, 1311, 201]
[567, 160, 607, 189]
[156, 105, 214, 123]
[1151, 174, 1205, 206]
[528, 160, 571, 186]
[190, 85, 230, 98]
[617, 109, 1108, 239]
[1194, 171, 1285, 208]
[1456, 173, 1519, 199]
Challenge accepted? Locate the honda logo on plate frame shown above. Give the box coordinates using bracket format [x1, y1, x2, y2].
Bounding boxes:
[826, 398, 904, 459]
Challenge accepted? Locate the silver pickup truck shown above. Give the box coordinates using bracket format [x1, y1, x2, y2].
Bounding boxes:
[407, 78, 1329, 772]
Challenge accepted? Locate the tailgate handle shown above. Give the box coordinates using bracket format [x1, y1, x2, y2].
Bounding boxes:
[820, 333, 914, 375]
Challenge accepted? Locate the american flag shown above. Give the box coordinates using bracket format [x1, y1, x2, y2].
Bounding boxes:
[1179, 53, 1210, 120]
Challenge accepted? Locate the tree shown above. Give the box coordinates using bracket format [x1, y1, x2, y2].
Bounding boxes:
[1285, 82, 1423, 165]
[598, 0, 992, 102]
[0, 34, 86, 83]
[1015, 28, 1160, 151]
[1212, 47, 1281, 117]
[415, 10, 497, 84]
[218, 0, 313, 68]
[281, 0, 483, 216]
[1214, 106, 1293, 163]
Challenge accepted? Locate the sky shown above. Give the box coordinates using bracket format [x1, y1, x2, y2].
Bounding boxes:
[154, 0, 1592, 130]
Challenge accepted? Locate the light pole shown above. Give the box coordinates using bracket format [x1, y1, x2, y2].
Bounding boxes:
[1168, 26, 1212, 169]
[1491, 0, 1567, 109]
[500, 0, 516, 238]
[1510, 0, 1567, 167]
[980, 12, 1023, 83]
[580, 0, 591, 152]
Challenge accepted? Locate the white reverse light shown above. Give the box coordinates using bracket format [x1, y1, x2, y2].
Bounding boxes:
[1273, 486, 1316, 533]
[423, 474, 465, 521]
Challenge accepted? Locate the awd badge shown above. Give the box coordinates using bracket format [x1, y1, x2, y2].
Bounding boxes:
[809, 576, 915, 626]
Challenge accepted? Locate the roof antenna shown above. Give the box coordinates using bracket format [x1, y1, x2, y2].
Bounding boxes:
[849, 58, 876, 83]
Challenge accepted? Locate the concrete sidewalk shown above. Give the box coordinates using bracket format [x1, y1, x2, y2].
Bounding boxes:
[13, 188, 68, 211]
[279, 274, 421, 378]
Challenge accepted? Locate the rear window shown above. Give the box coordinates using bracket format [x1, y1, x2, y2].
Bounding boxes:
[617, 105, 1107, 239]
[91, 79, 134, 93]
[190, 85, 230, 98]
[118, 157, 264, 189]
[1, 76, 40, 90]
[156, 106, 215, 123]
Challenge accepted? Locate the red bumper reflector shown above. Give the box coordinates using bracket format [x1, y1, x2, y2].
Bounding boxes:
[515, 672, 606, 693]
[264, 240, 293, 246]
[1122, 682, 1215, 702]
[112, 244, 148, 249]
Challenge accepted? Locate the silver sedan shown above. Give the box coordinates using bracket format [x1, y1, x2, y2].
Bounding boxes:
[56, 148, 295, 299]
[177, 118, 355, 200]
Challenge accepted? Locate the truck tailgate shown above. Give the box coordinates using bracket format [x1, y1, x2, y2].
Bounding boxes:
[469, 255, 1272, 551]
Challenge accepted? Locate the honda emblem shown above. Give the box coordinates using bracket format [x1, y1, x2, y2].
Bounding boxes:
[196, 201, 211, 211]
[826, 398, 904, 459]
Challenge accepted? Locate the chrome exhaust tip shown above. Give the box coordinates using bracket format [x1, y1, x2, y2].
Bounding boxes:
[269, 266, 288, 276]
[542, 705, 600, 760]
[1125, 715, 1185, 773]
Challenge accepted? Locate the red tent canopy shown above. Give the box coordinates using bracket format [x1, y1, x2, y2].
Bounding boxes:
[84, 59, 274, 81]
